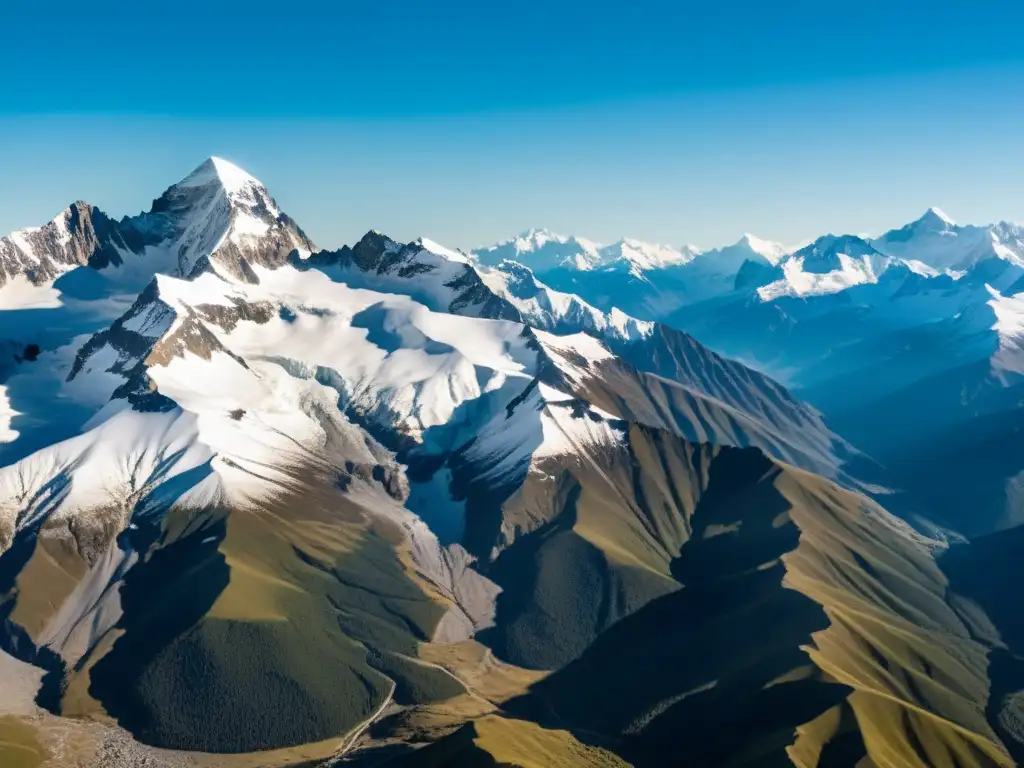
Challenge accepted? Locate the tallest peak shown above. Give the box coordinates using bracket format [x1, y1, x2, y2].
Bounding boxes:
[178, 156, 264, 196]
[919, 206, 956, 227]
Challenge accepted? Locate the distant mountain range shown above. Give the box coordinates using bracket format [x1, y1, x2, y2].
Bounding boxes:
[0, 159, 1021, 768]
[474, 208, 1024, 536]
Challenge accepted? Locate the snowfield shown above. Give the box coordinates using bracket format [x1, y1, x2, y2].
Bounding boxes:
[0, 157, 860, 563]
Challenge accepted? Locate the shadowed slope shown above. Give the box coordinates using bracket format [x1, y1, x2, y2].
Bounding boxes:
[941, 524, 1024, 764]
[390, 715, 630, 768]
[499, 444, 1011, 767]
[1, 456, 467, 755]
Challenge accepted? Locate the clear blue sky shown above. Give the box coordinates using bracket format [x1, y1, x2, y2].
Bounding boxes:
[3, 0, 1024, 250]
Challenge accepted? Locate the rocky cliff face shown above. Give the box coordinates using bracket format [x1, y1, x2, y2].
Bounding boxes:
[0, 157, 314, 295]
[0, 202, 136, 286]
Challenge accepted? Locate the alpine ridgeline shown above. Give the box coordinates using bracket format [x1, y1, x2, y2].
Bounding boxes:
[0, 161, 1019, 768]
[475, 212, 1024, 539]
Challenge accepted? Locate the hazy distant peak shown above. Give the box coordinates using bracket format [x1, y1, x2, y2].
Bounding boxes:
[474, 228, 604, 271]
[600, 238, 699, 270]
[736, 233, 788, 265]
[916, 206, 956, 229]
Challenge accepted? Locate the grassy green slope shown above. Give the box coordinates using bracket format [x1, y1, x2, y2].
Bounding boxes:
[59, 476, 462, 754]
[390, 715, 631, 768]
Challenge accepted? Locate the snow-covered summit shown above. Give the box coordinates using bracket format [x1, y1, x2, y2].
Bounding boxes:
[690, 233, 788, 273]
[917, 206, 956, 229]
[757, 234, 891, 301]
[0, 157, 314, 297]
[598, 238, 700, 272]
[474, 228, 603, 272]
[871, 208, 1024, 272]
[736, 233, 788, 265]
[178, 157, 267, 199]
[145, 157, 314, 279]
[0, 201, 125, 290]
[167, 156, 288, 233]
[473, 229, 701, 275]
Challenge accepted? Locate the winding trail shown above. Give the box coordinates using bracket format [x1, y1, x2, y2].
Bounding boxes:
[336, 679, 397, 759]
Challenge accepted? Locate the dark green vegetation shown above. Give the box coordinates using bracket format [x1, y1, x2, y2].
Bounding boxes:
[477, 504, 675, 671]
[89, 495, 448, 753]
[100, 618, 389, 753]
[1, 469, 463, 755]
[368, 650, 466, 707]
[89, 517, 232, 746]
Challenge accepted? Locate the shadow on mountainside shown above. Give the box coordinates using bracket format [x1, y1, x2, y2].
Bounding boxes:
[941, 526, 1024, 763]
[0, 266, 153, 467]
[82, 472, 463, 754]
[503, 447, 854, 767]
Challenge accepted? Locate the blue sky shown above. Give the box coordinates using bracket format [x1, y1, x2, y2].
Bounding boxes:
[3, 1, 1024, 250]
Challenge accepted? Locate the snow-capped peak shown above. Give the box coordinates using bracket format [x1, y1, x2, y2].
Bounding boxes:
[418, 236, 472, 264]
[868, 207, 1024, 272]
[474, 229, 603, 272]
[918, 206, 956, 228]
[209, 157, 261, 192]
[141, 158, 315, 280]
[178, 157, 262, 195]
[736, 234, 787, 265]
[685, 234, 787, 279]
[170, 157, 279, 218]
[757, 234, 890, 301]
[0, 156, 301, 292]
[599, 238, 699, 271]
[517, 228, 564, 249]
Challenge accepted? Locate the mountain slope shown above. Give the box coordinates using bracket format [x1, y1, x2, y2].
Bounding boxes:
[1, 160, 1020, 768]
[504, 447, 1010, 767]
[0, 243, 858, 759]
[0, 157, 315, 469]
[303, 230, 855, 480]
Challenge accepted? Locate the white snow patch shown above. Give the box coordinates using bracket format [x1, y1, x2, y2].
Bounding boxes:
[739, 233, 788, 266]
[179, 156, 268, 200]
[420, 237, 471, 264]
[229, 210, 272, 243]
[463, 380, 623, 483]
[533, 328, 615, 373]
[474, 229, 604, 272]
[0, 386, 21, 442]
[601, 238, 697, 270]
[0, 275, 63, 309]
[988, 286, 1024, 375]
[7, 227, 40, 261]
[758, 253, 881, 301]
[608, 306, 655, 340]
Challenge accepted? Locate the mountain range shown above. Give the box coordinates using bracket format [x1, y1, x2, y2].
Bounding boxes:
[0, 159, 1022, 767]
[473, 208, 1024, 537]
